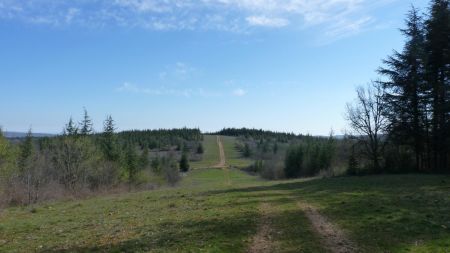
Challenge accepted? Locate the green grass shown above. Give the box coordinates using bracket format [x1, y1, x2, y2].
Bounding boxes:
[221, 136, 253, 168]
[1, 172, 449, 252]
[191, 135, 220, 169]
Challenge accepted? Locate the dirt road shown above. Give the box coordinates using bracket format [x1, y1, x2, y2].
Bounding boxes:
[216, 136, 226, 168]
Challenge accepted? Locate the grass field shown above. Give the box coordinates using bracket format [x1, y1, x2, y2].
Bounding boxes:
[1, 169, 449, 252]
[190, 135, 221, 169]
[221, 136, 253, 168]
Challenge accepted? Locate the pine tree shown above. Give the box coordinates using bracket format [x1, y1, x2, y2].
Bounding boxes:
[124, 144, 139, 185]
[140, 146, 149, 169]
[101, 115, 120, 162]
[65, 117, 78, 136]
[18, 129, 36, 204]
[104, 115, 115, 136]
[80, 108, 93, 135]
[179, 152, 190, 172]
[348, 147, 359, 176]
[196, 143, 204, 154]
[379, 6, 427, 171]
[424, 0, 450, 171]
[151, 156, 161, 173]
[273, 142, 278, 154]
[243, 143, 252, 157]
[19, 129, 34, 172]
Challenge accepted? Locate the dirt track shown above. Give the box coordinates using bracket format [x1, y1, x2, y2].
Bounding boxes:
[216, 136, 226, 168]
[247, 203, 275, 253]
[298, 202, 356, 253]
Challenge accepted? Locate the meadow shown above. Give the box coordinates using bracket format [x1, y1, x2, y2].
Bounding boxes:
[1, 163, 449, 252]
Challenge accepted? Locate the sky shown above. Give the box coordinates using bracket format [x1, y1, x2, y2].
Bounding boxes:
[0, 0, 430, 135]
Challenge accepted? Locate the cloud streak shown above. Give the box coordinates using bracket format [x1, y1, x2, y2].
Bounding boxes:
[0, 0, 398, 40]
[116, 82, 223, 98]
[246, 16, 289, 27]
[232, 88, 247, 97]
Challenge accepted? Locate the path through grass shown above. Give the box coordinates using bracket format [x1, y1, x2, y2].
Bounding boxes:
[1, 171, 449, 252]
[221, 136, 253, 168]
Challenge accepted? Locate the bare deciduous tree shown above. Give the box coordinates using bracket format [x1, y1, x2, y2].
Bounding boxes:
[345, 82, 388, 172]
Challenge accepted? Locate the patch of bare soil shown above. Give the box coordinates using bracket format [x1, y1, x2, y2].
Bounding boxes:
[247, 203, 275, 253]
[298, 202, 357, 253]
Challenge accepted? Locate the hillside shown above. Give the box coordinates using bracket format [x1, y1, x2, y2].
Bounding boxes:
[1, 166, 449, 252]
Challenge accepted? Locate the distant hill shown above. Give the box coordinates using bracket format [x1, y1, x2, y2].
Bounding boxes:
[3, 131, 56, 138]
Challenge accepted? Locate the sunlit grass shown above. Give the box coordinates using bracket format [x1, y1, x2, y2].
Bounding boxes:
[1, 171, 449, 252]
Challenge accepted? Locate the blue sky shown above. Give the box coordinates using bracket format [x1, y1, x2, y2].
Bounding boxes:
[0, 0, 429, 135]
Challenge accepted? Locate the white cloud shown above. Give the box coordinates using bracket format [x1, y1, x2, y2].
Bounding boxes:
[233, 88, 247, 97]
[116, 82, 222, 98]
[65, 8, 80, 24]
[324, 16, 374, 41]
[0, 0, 398, 41]
[157, 62, 197, 81]
[116, 82, 140, 92]
[246, 16, 289, 27]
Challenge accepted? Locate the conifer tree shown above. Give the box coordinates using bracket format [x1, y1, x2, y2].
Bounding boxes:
[179, 152, 190, 172]
[379, 6, 427, 171]
[243, 143, 252, 157]
[19, 129, 34, 172]
[424, 0, 450, 171]
[101, 115, 120, 162]
[124, 144, 139, 185]
[196, 143, 204, 154]
[80, 108, 93, 135]
[140, 146, 149, 169]
[65, 117, 78, 136]
[18, 129, 37, 204]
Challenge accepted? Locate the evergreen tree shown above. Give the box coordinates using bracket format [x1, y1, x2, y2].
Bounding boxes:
[284, 145, 304, 178]
[347, 147, 359, 176]
[179, 152, 190, 172]
[79, 108, 93, 135]
[379, 6, 427, 171]
[151, 156, 161, 173]
[273, 142, 278, 154]
[140, 146, 149, 169]
[424, 0, 450, 171]
[18, 129, 37, 204]
[101, 115, 120, 162]
[196, 143, 204, 154]
[124, 144, 139, 185]
[243, 143, 252, 157]
[18, 129, 34, 172]
[65, 117, 78, 136]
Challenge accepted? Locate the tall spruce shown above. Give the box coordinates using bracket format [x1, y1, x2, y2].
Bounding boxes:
[18, 129, 37, 204]
[425, 0, 450, 171]
[19, 129, 34, 173]
[65, 117, 78, 136]
[379, 7, 428, 171]
[101, 115, 120, 162]
[124, 144, 139, 186]
[179, 152, 190, 172]
[80, 108, 93, 135]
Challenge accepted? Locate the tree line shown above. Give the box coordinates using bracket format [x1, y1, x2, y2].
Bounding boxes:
[216, 128, 300, 143]
[0, 110, 198, 207]
[346, 0, 449, 174]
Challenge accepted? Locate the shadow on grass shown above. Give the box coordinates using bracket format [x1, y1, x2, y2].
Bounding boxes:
[41, 211, 257, 253]
[40, 175, 450, 253]
[206, 174, 450, 252]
